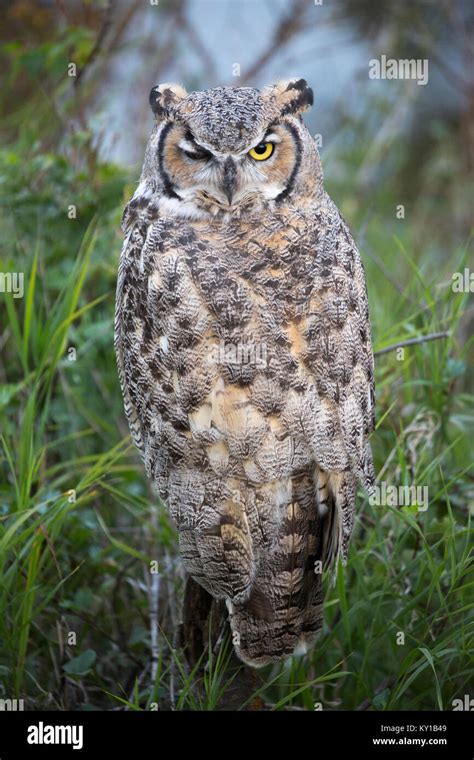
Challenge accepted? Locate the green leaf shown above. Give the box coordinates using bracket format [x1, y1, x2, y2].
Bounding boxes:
[0, 381, 25, 410]
[63, 650, 96, 676]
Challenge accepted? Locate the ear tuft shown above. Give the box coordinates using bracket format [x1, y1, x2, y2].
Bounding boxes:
[262, 78, 313, 116]
[149, 83, 188, 120]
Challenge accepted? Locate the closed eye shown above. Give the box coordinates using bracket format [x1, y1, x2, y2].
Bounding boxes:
[180, 132, 211, 161]
[182, 147, 211, 161]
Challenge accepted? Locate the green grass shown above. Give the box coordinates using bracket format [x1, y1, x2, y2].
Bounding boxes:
[0, 111, 472, 711]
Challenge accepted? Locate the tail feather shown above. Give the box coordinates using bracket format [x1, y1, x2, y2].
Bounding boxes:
[228, 470, 325, 667]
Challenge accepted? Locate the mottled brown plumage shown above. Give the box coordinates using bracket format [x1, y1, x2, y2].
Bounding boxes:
[115, 79, 375, 667]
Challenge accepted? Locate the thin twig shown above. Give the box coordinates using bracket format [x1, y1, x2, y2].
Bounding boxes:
[74, 0, 114, 90]
[356, 677, 394, 711]
[374, 331, 449, 357]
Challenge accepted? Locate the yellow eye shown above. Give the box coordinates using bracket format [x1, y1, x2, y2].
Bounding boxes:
[248, 142, 274, 161]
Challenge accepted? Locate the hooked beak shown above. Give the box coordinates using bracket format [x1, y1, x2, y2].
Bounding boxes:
[222, 156, 237, 205]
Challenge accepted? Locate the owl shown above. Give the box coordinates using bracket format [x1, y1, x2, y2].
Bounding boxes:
[114, 79, 375, 667]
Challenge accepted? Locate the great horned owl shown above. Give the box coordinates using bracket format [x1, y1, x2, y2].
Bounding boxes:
[115, 79, 375, 667]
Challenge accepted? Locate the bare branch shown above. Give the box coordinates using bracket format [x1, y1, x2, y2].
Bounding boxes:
[240, 0, 310, 84]
[374, 331, 450, 358]
[179, 12, 219, 83]
[74, 0, 114, 90]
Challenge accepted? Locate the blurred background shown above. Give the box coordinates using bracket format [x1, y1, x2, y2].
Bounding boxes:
[0, 0, 472, 711]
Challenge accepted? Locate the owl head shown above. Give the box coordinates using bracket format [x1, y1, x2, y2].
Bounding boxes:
[141, 79, 322, 218]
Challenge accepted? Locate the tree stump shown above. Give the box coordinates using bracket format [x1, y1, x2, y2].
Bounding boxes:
[179, 575, 263, 710]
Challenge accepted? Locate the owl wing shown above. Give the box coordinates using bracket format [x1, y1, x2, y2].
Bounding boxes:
[114, 202, 151, 463]
[299, 195, 376, 565]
